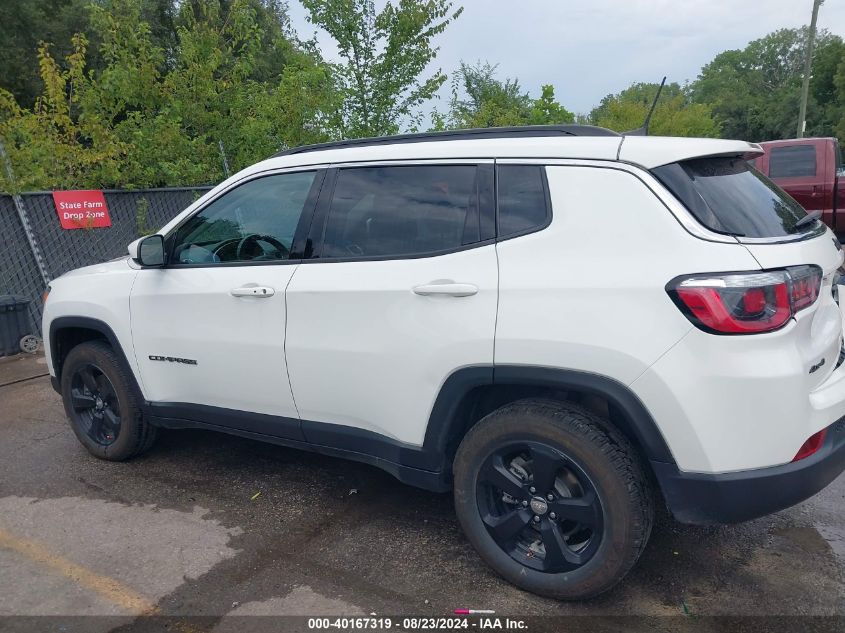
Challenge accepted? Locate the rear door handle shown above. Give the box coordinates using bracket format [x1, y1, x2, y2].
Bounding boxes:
[231, 285, 275, 298]
[413, 282, 478, 297]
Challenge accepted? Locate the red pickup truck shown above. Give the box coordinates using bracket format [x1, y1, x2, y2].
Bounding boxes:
[753, 137, 844, 234]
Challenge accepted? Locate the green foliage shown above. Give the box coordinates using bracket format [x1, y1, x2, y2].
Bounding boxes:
[0, 0, 339, 191]
[301, 0, 463, 137]
[135, 196, 153, 236]
[433, 61, 573, 130]
[836, 59, 845, 142]
[0, 0, 101, 108]
[590, 82, 721, 138]
[689, 27, 844, 142]
[0, 34, 126, 192]
[3, 6, 845, 193]
[530, 85, 575, 125]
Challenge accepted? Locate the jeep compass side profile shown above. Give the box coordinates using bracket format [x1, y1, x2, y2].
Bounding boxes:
[43, 126, 845, 599]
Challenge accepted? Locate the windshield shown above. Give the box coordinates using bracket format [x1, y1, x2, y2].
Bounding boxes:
[653, 156, 815, 238]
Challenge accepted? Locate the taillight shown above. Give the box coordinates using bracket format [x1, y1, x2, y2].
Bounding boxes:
[789, 265, 821, 311]
[668, 265, 822, 334]
[792, 429, 827, 462]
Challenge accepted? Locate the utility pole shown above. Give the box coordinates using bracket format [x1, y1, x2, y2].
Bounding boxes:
[797, 0, 823, 138]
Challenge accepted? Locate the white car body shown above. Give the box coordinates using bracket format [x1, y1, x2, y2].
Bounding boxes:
[44, 129, 845, 526]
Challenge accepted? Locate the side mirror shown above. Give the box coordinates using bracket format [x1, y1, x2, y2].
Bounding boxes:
[129, 235, 165, 267]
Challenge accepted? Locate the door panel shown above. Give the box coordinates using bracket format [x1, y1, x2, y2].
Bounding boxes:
[131, 265, 300, 424]
[285, 162, 497, 446]
[285, 247, 498, 445]
[129, 169, 323, 440]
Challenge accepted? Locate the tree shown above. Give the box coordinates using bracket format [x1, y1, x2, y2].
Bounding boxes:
[300, 0, 463, 137]
[0, 0, 340, 190]
[589, 82, 720, 137]
[834, 56, 845, 142]
[435, 61, 530, 128]
[811, 37, 845, 139]
[0, 0, 177, 108]
[0, 0, 95, 107]
[433, 61, 573, 129]
[0, 35, 126, 192]
[530, 85, 574, 125]
[689, 27, 844, 142]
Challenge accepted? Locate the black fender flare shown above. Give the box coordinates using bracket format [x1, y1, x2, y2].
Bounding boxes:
[48, 316, 144, 398]
[420, 365, 675, 472]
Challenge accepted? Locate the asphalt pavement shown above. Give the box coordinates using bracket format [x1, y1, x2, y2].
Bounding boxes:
[0, 352, 843, 632]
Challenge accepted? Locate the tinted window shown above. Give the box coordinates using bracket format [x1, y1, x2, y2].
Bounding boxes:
[653, 157, 813, 238]
[321, 165, 479, 258]
[172, 171, 316, 264]
[497, 165, 549, 237]
[769, 145, 817, 178]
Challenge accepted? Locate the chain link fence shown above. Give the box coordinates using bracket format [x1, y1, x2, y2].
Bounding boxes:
[0, 187, 212, 334]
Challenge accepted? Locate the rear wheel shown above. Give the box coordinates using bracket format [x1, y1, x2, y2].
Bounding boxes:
[453, 399, 653, 600]
[60, 341, 156, 460]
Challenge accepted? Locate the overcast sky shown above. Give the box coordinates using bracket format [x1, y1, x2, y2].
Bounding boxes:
[286, 0, 845, 118]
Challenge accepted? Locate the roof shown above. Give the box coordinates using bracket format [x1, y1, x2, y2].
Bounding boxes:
[273, 125, 619, 157]
[252, 129, 763, 174]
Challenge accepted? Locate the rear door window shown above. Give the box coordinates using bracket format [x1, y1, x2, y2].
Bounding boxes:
[320, 165, 481, 259]
[768, 145, 817, 178]
[653, 156, 813, 238]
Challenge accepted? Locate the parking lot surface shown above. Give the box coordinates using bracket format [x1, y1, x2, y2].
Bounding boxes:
[1, 353, 844, 632]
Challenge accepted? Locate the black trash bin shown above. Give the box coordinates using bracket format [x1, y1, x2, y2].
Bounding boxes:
[0, 295, 38, 356]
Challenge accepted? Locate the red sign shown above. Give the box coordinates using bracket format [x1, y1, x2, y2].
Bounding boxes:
[52, 190, 112, 229]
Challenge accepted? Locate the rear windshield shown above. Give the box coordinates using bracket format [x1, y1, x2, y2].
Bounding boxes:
[653, 156, 813, 238]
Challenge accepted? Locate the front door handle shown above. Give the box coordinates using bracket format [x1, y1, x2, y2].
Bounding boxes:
[413, 282, 478, 297]
[231, 285, 275, 298]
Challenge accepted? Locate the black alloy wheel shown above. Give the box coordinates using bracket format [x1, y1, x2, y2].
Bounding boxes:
[61, 340, 157, 460]
[453, 399, 654, 599]
[68, 362, 122, 446]
[476, 440, 603, 573]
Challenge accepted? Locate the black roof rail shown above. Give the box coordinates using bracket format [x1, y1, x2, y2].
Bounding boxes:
[272, 125, 620, 158]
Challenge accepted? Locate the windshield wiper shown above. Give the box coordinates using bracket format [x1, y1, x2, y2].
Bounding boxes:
[792, 209, 822, 232]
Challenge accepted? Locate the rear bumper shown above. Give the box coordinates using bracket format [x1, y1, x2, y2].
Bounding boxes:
[653, 417, 845, 524]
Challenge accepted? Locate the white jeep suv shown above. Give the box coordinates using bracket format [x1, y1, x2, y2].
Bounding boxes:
[43, 126, 845, 599]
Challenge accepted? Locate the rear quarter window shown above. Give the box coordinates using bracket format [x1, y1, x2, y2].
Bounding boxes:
[768, 144, 817, 178]
[653, 156, 813, 238]
[497, 165, 550, 238]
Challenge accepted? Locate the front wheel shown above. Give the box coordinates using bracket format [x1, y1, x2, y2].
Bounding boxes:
[453, 399, 653, 600]
[60, 341, 157, 460]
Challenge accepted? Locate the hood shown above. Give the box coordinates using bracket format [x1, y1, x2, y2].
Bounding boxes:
[56, 256, 132, 281]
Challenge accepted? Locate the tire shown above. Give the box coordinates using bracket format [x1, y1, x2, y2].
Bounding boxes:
[453, 398, 653, 600]
[60, 340, 157, 460]
[19, 334, 40, 354]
